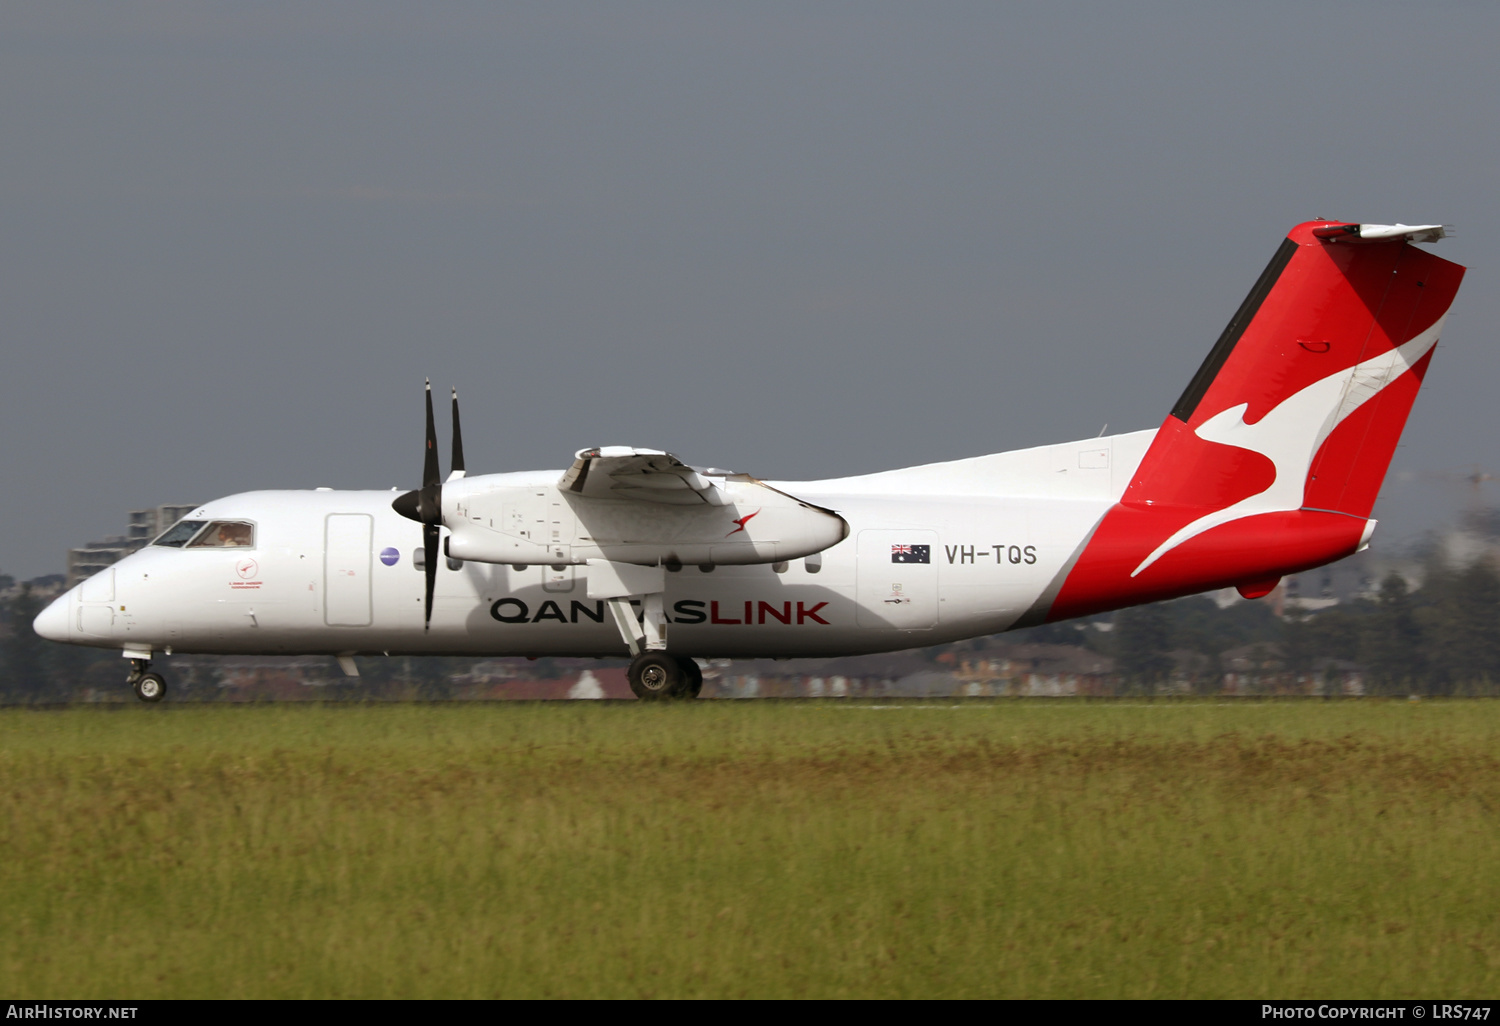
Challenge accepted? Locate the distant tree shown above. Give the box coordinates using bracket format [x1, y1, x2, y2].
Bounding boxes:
[357, 654, 462, 700]
[414, 656, 457, 700]
[1277, 598, 1367, 683]
[1005, 619, 1094, 647]
[1361, 574, 1426, 695]
[1, 584, 46, 702]
[1113, 604, 1173, 693]
[1426, 557, 1500, 694]
[1281, 606, 1318, 678]
[1213, 597, 1286, 649]
[43, 642, 107, 702]
[1166, 595, 1230, 693]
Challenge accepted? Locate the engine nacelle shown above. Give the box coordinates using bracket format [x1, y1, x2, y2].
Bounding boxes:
[441, 473, 847, 567]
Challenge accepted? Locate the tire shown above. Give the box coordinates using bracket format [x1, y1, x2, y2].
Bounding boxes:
[628, 652, 685, 700]
[676, 656, 703, 699]
[134, 672, 167, 703]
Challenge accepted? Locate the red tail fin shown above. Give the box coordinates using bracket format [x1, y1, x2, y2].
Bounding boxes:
[1046, 221, 1464, 621]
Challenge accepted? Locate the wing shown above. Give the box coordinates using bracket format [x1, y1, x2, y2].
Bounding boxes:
[559, 447, 729, 506]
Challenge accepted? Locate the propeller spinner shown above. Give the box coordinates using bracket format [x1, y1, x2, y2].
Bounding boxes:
[392, 380, 465, 630]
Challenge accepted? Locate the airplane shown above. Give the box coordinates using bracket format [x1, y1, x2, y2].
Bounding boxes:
[34, 220, 1465, 702]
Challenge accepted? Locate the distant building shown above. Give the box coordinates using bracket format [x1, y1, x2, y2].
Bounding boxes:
[0, 572, 66, 605]
[66, 503, 199, 587]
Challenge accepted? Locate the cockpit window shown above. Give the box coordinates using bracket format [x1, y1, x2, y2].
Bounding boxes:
[186, 521, 256, 548]
[153, 520, 207, 548]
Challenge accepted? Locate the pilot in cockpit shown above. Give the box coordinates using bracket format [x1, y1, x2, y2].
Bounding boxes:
[216, 522, 252, 546]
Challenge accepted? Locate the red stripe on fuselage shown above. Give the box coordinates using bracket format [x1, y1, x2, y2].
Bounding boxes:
[1049, 508, 1366, 621]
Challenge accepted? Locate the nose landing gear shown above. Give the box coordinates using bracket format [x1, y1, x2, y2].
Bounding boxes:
[126, 658, 168, 703]
[134, 673, 167, 702]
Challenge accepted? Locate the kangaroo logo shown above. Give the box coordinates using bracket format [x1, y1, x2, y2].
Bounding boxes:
[1131, 314, 1447, 577]
[726, 510, 760, 537]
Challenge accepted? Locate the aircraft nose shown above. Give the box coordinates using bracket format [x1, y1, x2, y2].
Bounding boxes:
[33, 593, 71, 643]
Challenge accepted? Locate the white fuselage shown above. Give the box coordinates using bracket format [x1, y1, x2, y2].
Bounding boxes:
[40, 431, 1155, 660]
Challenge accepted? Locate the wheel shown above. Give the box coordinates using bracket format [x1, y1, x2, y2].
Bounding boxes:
[133, 672, 167, 703]
[675, 656, 703, 699]
[628, 652, 686, 700]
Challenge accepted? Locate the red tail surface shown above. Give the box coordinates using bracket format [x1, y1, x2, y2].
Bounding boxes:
[1046, 220, 1465, 621]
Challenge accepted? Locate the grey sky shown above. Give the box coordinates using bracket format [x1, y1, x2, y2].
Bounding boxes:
[3, 2, 1497, 579]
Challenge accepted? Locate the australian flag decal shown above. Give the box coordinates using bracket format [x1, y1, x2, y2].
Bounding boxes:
[891, 544, 931, 564]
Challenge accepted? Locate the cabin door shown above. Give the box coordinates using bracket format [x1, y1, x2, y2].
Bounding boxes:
[324, 514, 373, 627]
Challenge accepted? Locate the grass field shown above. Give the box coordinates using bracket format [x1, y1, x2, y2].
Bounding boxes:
[1, 699, 1497, 998]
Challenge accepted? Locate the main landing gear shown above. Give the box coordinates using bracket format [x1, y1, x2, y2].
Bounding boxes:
[627, 653, 703, 701]
[590, 562, 702, 700]
[127, 658, 167, 703]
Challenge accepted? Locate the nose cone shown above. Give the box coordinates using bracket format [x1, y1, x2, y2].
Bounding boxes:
[33, 593, 71, 643]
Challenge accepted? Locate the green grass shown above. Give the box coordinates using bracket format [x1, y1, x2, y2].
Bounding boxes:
[1, 699, 1497, 998]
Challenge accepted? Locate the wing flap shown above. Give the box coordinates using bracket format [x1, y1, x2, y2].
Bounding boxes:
[561, 447, 728, 506]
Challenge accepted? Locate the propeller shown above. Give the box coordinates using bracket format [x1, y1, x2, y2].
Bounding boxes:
[392, 380, 465, 631]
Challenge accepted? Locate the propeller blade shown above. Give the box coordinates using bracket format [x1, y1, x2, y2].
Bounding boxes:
[416, 379, 445, 524]
[423, 379, 440, 491]
[390, 378, 449, 631]
[449, 387, 466, 481]
[423, 523, 440, 631]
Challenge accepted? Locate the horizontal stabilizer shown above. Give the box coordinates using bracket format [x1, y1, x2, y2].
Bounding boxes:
[1312, 222, 1449, 244]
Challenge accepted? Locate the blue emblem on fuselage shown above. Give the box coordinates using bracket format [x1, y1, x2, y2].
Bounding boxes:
[380, 547, 400, 566]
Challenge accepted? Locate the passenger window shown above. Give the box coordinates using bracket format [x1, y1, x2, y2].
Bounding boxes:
[187, 521, 255, 548]
[153, 520, 207, 548]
